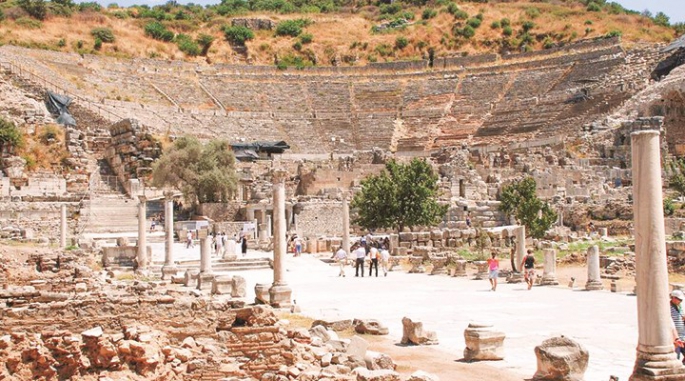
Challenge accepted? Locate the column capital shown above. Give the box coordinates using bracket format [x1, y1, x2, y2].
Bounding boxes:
[630, 117, 664, 134]
[272, 169, 288, 183]
[163, 190, 175, 200]
[138, 195, 147, 203]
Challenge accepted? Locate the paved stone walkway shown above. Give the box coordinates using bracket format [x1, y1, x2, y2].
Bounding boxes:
[152, 244, 638, 380]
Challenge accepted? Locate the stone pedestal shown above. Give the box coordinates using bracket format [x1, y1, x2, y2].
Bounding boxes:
[630, 118, 685, 380]
[452, 260, 467, 277]
[136, 196, 148, 270]
[269, 285, 292, 308]
[585, 245, 603, 291]
[196, 273, 215, 291]
[534, 336, 588, 381]
[541, 249, 559, 286]
[408, 257, 426, 274]
[463, 323, 505, 361]
[430, 257, 448, 275]
[200, 234, 212, 274]
[225, 240, 237, 259]
[473, 261, 488, 280]
[255, 283, 271, 304]
[183, 269, 199, 287]
[599, 227, 608, 238]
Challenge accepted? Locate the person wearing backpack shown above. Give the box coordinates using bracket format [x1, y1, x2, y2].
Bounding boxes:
[521, 249, 536, 290]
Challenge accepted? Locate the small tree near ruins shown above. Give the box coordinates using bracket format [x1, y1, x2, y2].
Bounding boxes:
[351, 158, 448, 233]
[151, 137, 238, 207]
[498, 177, 557, 239]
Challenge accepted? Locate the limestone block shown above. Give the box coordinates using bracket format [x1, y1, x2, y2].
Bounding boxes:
[310, 325, 339, 342]
[231, 276, 246, 297]
[211, 276, 233, 295]
[463, 323, 505, 361]
[406, 371, 440, 381]
[312, 318, 353, 332]
[401, 317, 438, 345]
[364, 350, 396, 370]
[254, 283, 270, 304]
[533, 336, 588, 381]
[354, 319, 389, 335]
[346, 335, 368, 359]
[353, 368, 401, 381]
[399, 232, 413, 242]
[196, 273, 215, 291]
[416, 232, 431, 242]
[183, 269, 199, 287]
[430, 230, 443, 240]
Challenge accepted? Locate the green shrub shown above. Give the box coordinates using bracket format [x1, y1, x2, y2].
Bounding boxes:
[293, 41, 302, 50]
[586, 2, 601, 12]
[665, 198, 675, 216]
[374, 43, 392, 57]
[584, 19, 593, 25]
[94, 38, 102, 50]
[57, 38, 66, 47]
[0, 117, 23, 153]
[490, 20, 500, 29]
[605, 29, 622, 37]
[395, 36, 409, 49]
[196, 33, 214, 55]
[275, 18, 312, 37]
[453, 9, 468, 19]
[15, 17, 43, 29]
[113, 10, 128, 19]
[458, 25, 475, 38]
[176, 34, 200, 56]
[445, 2, 458, 15]
[380, 3, 402, 15]
[525, 7, 540, 19]
[76, 40, 83, 49]
[0, 9, 4, 21]
[653, 12, 670, 27]
[299, 33, 313, 44]
[90, 27, 115, 43]
[466, 17, 481, 28]
[522, 21, 535, 32]
[18, 0, 47, 20]
[500, 18, 510, 27]
[502, 25, 513, 36]
[475, 13, 483, 20]
[422, 8, 437, 20]
[144, 21, 174, 41]
[222, 25, 254, 45]
[543, 37, 554, 49]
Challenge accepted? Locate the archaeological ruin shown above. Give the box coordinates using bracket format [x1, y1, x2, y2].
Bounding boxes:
[2, 29, 685, 381]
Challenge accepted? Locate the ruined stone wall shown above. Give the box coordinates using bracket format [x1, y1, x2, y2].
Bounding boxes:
[0, 201, 78, 242]
[105, 119, 162, 194]
[295, 202, 343, 238]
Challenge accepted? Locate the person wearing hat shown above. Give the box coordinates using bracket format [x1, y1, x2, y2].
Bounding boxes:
[670, 289, 685, 363]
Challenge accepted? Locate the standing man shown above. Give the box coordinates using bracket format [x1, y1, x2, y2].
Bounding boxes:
[294, 235, 303, 257]
[368, 245, 380, 277]
[333, 246, 348, 277]
[354, 243, 366, 277]
[671, 290, 685, 363]
[521, 249, 536, 290]
[380, 245, 390, 277]
[487, 252, 500, 291]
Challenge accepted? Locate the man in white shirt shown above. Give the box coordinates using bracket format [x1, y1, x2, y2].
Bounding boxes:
[334, 246, 347, 277]
[368, 245, 379, 277]
[380, 245, 391, 277]
[354, 243, 367, 277]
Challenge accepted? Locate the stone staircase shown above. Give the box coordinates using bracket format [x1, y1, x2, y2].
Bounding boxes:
[148, 257, 273, 273]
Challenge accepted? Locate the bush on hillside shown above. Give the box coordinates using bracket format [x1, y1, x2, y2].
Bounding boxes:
[197, 33, 214, 55]
[395, 36, 409, 49]
[93, 38, 102, 50]
[275, 19, 312, 37]
[78, 2, 101, 12]
[222, 25, 254, 45]
[91, 27, 115, 43]
[176, 34, 200, 56]
[500, 18, 510, 27]
[299, 33, 313, 44]
[421, 8, 436, 20]
[144, 21, 174, 41]
[586, 2, 601, 12]
[0, 117, 24, 153]
[18, 0, 47, 20]
[380, 3, 402, 15]
[466, 17, 481, 28]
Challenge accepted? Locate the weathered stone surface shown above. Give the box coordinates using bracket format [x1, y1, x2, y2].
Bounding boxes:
[463, 323, 505, 361]
[312, 318, 353, 332]
[401, 317, 438, 345]
[346, 335, 368, 359]
[353, 367, 401, 381]
[364, 350, 396, 370]
[231, 275, 246, 297]
[354, 319, 389, 335]
[533, 336, 589, 381]
[406, 370, 440, 381]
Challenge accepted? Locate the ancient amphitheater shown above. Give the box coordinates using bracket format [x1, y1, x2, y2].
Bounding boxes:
[2, 33, 685, 381]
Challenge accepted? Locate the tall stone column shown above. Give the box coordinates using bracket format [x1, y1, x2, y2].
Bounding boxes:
[585, 245, 603, 290]
[629, 117, 685, 380]
[266, 215, 273, 238]
[60, 204, 67, 248]
[270, 169, 292, 308]
[162, 191, 177, 279]
[541, 248, 558, 286]
[137, 196, 148, 270]
[342, 195, 350, 255]
[199, 231, 212, 274]
[515, 226, 525, 269]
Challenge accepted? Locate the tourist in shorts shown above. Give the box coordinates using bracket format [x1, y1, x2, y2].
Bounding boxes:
[354, 243, 366, 277]
[521, 249, 536, 290]
[487, 252, 499, 291]
[671, 290, 685, 363]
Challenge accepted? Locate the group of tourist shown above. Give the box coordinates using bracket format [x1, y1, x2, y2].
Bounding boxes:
[184, 231, 248, 256]
[331, 240, 391, 278]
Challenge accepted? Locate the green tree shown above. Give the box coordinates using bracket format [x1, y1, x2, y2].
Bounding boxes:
[653, 11, 670, 27]
[151, 137, 238, 206]
[196, 33, 215, 55]
[498, 177, 557, 239]
[0, 117, 23, 154]
[351, 159, 448, 232]
[18, 0, 47, 20]
[669, 158, 685, 198]
[91, 27, 115, 42]
[223, 25, 254, 45]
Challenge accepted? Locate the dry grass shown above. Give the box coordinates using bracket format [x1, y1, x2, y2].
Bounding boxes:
[16, 124, 71, 173]
[0, 1, 676, 66]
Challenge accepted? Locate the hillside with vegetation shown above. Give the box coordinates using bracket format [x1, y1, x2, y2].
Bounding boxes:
[0, 0, 681, 68]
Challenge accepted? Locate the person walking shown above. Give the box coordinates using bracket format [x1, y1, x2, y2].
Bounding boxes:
[333, 246, 347, 277]
[671, 290, 685, 363]
[368, 245, 380, 277]
[487, 252, 500, 291]
[241, 233, 248, 256]
[521, 249, 536, 290]
[186, 231, 194, 249]
[354, 243, 366, 277]
[380, 245, 390, 277]
[294, 235, 303, 257]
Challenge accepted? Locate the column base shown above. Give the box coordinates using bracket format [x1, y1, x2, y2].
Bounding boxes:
[541, 276, 559, 286]
[585, 280, 604, 291]
[135, 268, 150, 277]
[507, 272, 524, 284]
[161, 265, 179, 280]
[197, 273, 215, 291]
[269, 284, 292, 308]
[630, 345, 685, 381]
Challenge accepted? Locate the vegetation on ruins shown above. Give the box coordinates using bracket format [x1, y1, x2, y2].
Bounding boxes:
[151, 137, 238, 206]
[351, 158, 448, 233]
[669, 158, 685, 200]
[0, 117, 23, 155]
[498, 177, 557, 239]
[0, 0, 679, 66]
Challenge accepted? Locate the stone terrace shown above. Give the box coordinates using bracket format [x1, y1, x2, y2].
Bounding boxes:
[0, 37, 666, 153]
